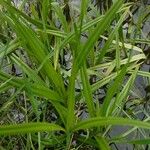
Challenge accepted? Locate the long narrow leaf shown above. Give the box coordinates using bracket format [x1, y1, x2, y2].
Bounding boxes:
[75, 0, 123, 70]
[0, 71, 61, 101]
[73, 117, 150, 131]
[81, 63, 95, 117]
[0, 123, 65, 135]
[100, 65, 127, 116]
[95, 136, 111, 150]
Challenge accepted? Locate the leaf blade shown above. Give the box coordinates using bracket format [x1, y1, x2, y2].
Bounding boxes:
[0, 123, 65, 136]
[73, 117, 150, 131]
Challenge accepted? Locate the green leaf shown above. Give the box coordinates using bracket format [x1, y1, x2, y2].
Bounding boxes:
[129, 139, 150, 145]
[59, 15, 104, 49]
[96, 9, 128, 64]
[37, 29, 66, 38]
[41, 0, 50, 23]
[110, 66, 139, 115]
[0, 122, 65, 136]
[75, 0, 123, 70]
[27, 83, 62, 102]
[66, 0, 123, 132]
[95, 136, 111, 150]
[100, 35, 145, 53]
[0, 71, 62, 101]
[51, 2, 68, 32]
[100, 65, 127, 117]
[0, 39, 19, 59]
[2, 4, 66, 96]
[80, 63, 95, 117]
[90, 53, 146, 70]
[80, 0, 88, 22]
[66, 68, 76, 130]
[73, 117, 150, 131]
[0, 0, 56, 30]
[91, 72, 117, 92]
[10, 54, 45, 85]
[129, 70, 150, 78]
[0, 85, 24, 113]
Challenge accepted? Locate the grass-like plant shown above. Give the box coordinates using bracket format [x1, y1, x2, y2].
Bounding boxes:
[0, 0, 150, 149]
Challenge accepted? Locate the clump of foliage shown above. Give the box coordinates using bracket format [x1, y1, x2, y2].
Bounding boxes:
[0, 0, 150, 149]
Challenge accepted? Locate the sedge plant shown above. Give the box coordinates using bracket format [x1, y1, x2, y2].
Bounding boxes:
[0, 0, 150, 149]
